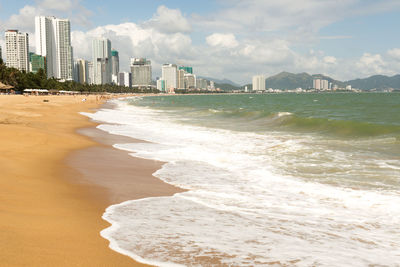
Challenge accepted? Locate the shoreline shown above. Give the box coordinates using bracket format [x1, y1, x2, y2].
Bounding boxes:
[0, 94, 181, 266]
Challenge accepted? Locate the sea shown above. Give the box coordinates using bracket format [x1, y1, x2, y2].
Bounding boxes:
[84, 92, 400, 266]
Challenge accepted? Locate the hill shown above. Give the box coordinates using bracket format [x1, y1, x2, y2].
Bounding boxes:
[347, 75, 400, 90]
[242, 72, 400, 91]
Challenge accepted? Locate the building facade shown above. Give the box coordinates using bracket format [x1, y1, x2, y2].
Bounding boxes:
[179, 66, 193, 74]
[29, 52, 46, 74]
[111, 49, 119, 84]
[92, 38, 112, 85]
[252, 75, 265, 91]
[111, 49, 119, 76]
[35, 16, 73, 80]
[5, 30, 29, 72]
[177, 69, 185, 89]
[157, 79, 165, 92]
[130, 58, 152, 87]
[197, 78, 208, 90]
[119, 72, 132, 88]
[162, 64, 178, 91]
[87, 61, 93, 84]
[74, 59, 88, 84]
[184, 73, 196, 89]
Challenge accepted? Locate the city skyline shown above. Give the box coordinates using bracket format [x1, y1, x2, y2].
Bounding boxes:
[1, 1, 400, 84]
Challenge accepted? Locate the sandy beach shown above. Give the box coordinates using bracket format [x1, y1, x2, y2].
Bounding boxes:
[0, 94, 181, 266]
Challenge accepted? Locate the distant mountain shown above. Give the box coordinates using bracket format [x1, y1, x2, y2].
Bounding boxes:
[259, 72, 343, 90]
[242, 72, 400, 91]
[199, 76, 241, 87]
[214, 82, 241, 91]
[346, 75, 400, 90]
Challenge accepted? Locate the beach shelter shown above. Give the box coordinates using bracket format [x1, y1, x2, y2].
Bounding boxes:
[0, 82, 14, 94]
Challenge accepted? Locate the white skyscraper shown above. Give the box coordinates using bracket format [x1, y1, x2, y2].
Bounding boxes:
[130, 58, 152, 87]
[35, 16, 73, 80]
[92, 38, 112, 85]
[162, 64, 178, 91]
[252, 75, 265, 91]
[87, 61, 93, 84]
[177, 69, 185, 89]
[5, 30, 29, 72]
[118, 72, 131, 87]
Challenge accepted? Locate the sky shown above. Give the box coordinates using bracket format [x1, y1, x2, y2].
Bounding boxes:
[1, 0, 400, 84]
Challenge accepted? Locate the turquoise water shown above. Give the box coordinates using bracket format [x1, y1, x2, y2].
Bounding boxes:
[136, 93, 400, 138]
[90, 93, 400, 266]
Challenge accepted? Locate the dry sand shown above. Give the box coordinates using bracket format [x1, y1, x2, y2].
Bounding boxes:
[0, 95, 181, 266]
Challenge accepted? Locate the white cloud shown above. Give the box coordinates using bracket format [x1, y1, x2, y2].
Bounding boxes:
[1, 0, 92, 33]
[72, 22, 195, 75]
[143, 5, 191, 34]
[387, 48, 400, 60]
[323, 56, 337, 64]
[206, 33, 238, 49]
[356, 53, 386, 75]
[2, 5, 38, 32]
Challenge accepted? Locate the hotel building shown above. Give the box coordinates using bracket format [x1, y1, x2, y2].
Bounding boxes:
[162, 64, 178, 91]
[35, 16, 73, 80]
[92, 38, 112, 85]
[130, 58, 152, 87]
[252, 75, 265, 91]
[5, 30, 29, 72]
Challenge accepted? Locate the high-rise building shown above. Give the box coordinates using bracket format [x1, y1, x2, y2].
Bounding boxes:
[179, 66, 193, 74]
[118, 72, 132, 88]
[87, 61, 93, 84]
[313, 79, 321, 90]
[252, 75, 265, 91]
[35, 16, 73, 80]
[177, 69, 185, 89]
[162, 64, 178, 91]
[5, 30, 29, 72]
[111, 50, 119, 84]
[130, 58, 152, 87]
[157, 79, 165, 92]
[209, 81, 215, 91]
[92, 38, 112, 85]
[74, 59, 88, 84]
[184, 73, 196, 89]
[197, 78, 208, 90]
[29, 52, 46, 74]
[322, 79, 329, 90]
[111, 49, 119, 76]
[313, 78, 329, 90]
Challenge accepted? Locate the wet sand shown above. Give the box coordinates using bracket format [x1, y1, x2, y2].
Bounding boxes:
[0, 95, 181, 266]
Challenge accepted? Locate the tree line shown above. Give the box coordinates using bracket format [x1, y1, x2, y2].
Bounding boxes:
[0, 58, 159, 94]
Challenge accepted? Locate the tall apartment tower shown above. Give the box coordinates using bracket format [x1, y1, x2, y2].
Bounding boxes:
[111, 50, 119, 76]
[92, 38, 112, 85]
[5, 30, 29, 72]
[87, 61, 93, 84]
[184, 73, 196, 89]
[162, 64, 178, 91]
[74, 59, 88, 84]
[130, 58, 152, 87]
[252, 75, 265, 91]
[177, 69, 185, 89]
[35, 16, 73, 80]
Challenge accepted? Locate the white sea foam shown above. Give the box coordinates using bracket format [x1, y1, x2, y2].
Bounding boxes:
[83, 98, 400, 266]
